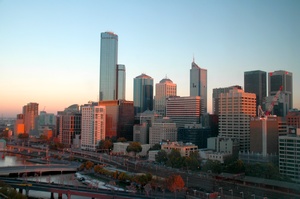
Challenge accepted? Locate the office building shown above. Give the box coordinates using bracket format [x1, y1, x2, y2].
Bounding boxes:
[81, 103, 106, 151]
[178, 123, 211, 149]
[149, 117, 177, 146]
[133, 73, 153, 115]
[268, 70, 293, 117]
[36, 111, 56, 136]
[279, 129, 300, 183]
[244, 70, 267, 113]
[219, 88, 256, 152]
[207, 136, 239, 155]
[117, 64, 126, 100]
[166, 96, 201, 128]
[57, 104, 81, 148]
[23, 102, 39, 135]
[161, 141, 198, 157]
[99, 100, 134, 140]
[154, 77, 177, 117]
[190, 60, 207, 114]
[14, 114, 24, 138]
[287, 109, 300, 128]
[99, 32, 119, 101]
[212, 85, 242, 115]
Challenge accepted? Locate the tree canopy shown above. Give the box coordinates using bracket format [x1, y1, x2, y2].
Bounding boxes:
[166, 174, 185, 192]
[126, 142, 142, 156]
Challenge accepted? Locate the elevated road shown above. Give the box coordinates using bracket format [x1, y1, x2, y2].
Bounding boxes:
[0, 177, 172, 199]
[0, 165, 77, 176]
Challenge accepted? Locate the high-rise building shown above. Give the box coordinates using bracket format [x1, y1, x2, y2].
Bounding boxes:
[99, 100, 134, 140]
[212, 85, 242, 115]
[81, 103, 106, 151]
[154, 77, 177, 117]
[99, 32, 118, 101]
[149, 117, 177, 146]
[23, 102, 39, 134]
[133, 73, 153, 115]
[287, 109, 300, 128]
[244, 70, 267, 113]
[57, 104, 81, 148]
[268, 70, 293, 117]
[117, 64, 126, 100]
[190, 60, 207, 114]
[14, 114, 24, 138]
[219, 88, 256, 152]
[166, 96, 201, 128]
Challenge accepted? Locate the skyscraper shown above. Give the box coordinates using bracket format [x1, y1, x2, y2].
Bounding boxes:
[268, 70, 293, 117]
[99, 32, 118, 101]
[190, 60, 207, 114]
[219, 88, 256, 152]
[244, 70, 267, 113]
[117, 64, 126, 100]
[23, 102, 39, 134]
[154, 77, 177, 117]
[133, 73, 153, 115]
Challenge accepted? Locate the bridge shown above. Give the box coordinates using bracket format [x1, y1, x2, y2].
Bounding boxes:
[0, 177, 161, 199]
[0, 165, 77, 176]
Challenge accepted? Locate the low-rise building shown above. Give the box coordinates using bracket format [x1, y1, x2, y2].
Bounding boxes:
[161, 141, 198, 157]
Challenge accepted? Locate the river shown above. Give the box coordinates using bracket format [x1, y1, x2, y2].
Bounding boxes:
[0, 153, 97, 199]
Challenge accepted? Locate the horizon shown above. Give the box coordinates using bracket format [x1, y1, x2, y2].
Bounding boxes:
[1, 0, 299, 117]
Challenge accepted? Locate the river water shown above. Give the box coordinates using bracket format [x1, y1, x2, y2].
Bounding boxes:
[0, 153, 96, 199]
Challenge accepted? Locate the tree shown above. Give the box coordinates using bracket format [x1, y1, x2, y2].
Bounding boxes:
[166, 149, 184, 168]
[202, 160, 222, 174]
[155, 150, 168, 164]
[166, 174, 185, 192]
[150, 143, 161, 151]
[126, 142, 142, 157]
[98, 139, 113, 153]
[225, 159, 245, 174]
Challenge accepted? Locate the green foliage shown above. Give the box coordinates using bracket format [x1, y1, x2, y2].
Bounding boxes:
[79, 161, 94, 171]
[166, 149, 184, 168]
[126, 142, 142, 155]
[0, 181, 27, 199]
[98, 139, 113, 152]
[155, 150, 168, 164]
[150, 144, 161, 151]
[245, 162, 283, 180]
[133, 173, 152, 186]
[224, 160, 245, 174]
[202, 160, 222, 174]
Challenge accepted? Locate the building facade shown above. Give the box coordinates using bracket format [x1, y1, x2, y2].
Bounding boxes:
[14, 114, 24, 138]
[154, 77, 177, 117]
[23, 102, 39, 135]
[149, 117, 177, 146]
[268, 70, 293, 117]
[57, 104, 81, 148]
[190, 60, 207, 114]
[219, 88, 256, 152]
[207, 136, 239, 155]
[166, 96, 201, 128]
[244, 70, 267, 114]
[133, 73, 154, 115]
[99, 32, 118, 101]
[117, 64, 126, 100]
[287, 109, 300, 128]
[161, 141, 198, 157]
[212, 85, 242, 115]
[81, 103, 106, 151]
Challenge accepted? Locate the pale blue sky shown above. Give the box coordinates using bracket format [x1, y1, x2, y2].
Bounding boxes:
[0, 0, 299, 117]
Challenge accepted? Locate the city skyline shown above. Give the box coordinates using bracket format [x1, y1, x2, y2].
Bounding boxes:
[1, 0, 299, 117]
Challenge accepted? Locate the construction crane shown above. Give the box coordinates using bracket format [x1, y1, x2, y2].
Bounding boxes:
[257, 86, 283, 117]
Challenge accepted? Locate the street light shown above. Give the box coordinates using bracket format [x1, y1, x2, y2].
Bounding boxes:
[206, 193, 209, 199]
[240, 192, 244, 199]
[229, 189, 233, 199]
[251, 194, 256, 199]
[219, 187, 223, 195]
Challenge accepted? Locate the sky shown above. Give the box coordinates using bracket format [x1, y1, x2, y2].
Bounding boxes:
[0, 0, 299, 117]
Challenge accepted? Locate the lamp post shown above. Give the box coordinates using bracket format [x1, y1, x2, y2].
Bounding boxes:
[251, 194, 256, 199]
[240, 192, 244, 199]
[229, 189, 233, 199]
[219, 187, 223, 195]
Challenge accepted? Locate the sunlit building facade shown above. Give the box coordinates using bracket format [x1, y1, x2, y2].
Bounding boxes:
[81, 103, 106, 151]
[133, 73, 153, 115]
[190, 60, 207, 114]
[154, 77, 177, 117]
[219, 88, 256, 152]
[23, 102, 39, 135]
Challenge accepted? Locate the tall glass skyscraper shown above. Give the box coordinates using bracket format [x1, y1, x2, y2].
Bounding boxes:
[244, 70, 267, 114]
[133, 73, 153, 115]
[117, 64, 126, 100]
[190, 60, 207, 114]
[99, 32, 118, 101]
